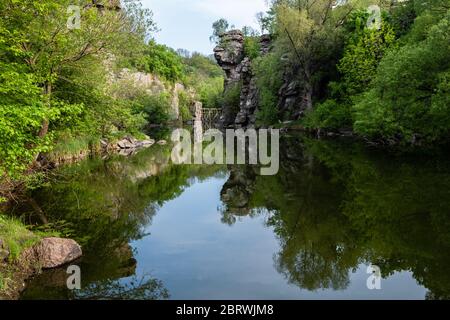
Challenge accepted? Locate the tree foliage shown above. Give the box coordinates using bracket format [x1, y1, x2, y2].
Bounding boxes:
[254, 0, 450, 145]
[133, 40, 185, 82]
[0, 0, 155, 181]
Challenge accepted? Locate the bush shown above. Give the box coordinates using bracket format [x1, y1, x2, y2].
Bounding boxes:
[178, 90, 193, 121]
[183, 53, 224, 109]
[133, 40, 185, 82]
[197, 77, 224, 109]
[222, 81, 242, 111]
[134, 94, 171, 125]
[254, 52, 284, 125]
[303, 100, 352, 131]
[353, 10, 450, 143]
[244, 36, 261, 60]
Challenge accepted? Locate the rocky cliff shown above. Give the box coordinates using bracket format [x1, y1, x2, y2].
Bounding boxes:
[214, 31, 306, 128]
[109, 66, 196, 122]
[214, 31, 271, 128]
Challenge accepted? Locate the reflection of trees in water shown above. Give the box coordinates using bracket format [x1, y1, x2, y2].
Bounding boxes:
[219, 135, 450, 298]
[18, 145, 226, 299]
[275, 250, 350, 291]
[74, 276, 170, 300]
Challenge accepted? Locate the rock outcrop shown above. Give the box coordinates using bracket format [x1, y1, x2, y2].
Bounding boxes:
[106, 60, 198, 123]
[115, 136, 155, 150]
[27, 237, 82, 269]
[214, 31, 311, 127]
[214, 31, 271, 128]
[214, 31, 245, 126]
[214, 30, 246, 90]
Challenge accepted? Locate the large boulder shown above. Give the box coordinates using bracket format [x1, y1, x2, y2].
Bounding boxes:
[33, 238, 82, 269]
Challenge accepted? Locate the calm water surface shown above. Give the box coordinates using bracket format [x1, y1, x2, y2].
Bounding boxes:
[11, 134, 450, 300]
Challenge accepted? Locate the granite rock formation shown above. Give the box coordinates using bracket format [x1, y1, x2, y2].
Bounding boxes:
[214, 31, 272, 128]
[214, 30, 310, 127]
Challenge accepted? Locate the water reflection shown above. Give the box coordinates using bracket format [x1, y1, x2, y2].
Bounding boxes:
[10, 134, 450, 300]
[220, 137, 450, 299]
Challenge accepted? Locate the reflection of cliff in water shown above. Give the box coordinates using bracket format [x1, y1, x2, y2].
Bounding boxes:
[220, 135, 450, 298]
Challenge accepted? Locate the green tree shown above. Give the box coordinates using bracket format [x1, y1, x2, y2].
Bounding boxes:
[210, 18, 233, 44]
[338, 12, 397, 96]
[134, 40, 185, 82]
[353, 8, 450, 143]
[0, 0, 155, 182]
[183, 52, 224, 108]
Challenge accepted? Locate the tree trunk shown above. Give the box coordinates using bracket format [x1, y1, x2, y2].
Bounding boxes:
[304, 83, 313, 111]
[38, 119, 50, 138]
[302, 65, 313, 112]
[38, 81, 52, 138]
[33, 81, 52, 163]
[27, 196, 49, 225]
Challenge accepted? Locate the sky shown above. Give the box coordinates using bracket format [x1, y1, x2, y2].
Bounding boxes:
[141, 0, 269, 55]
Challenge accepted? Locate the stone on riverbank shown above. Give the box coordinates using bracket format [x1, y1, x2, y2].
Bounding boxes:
[31, 237, 82, 269]
[116, 137, 156, 150]
[18, 237, 82, 270]
[0, 237, 82, 299]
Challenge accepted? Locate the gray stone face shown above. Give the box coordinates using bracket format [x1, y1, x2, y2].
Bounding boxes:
[214, 30, 246, 127]
[214, 30, 245, 89]
[214, 31, 272, 128]
[214, 30, 309, 126]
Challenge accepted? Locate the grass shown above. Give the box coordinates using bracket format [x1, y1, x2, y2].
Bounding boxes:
[48, 134, 101, 163]
[0, 213, 63, 298]
[0, 214, 43, 298]
[0, 215, 41, 261]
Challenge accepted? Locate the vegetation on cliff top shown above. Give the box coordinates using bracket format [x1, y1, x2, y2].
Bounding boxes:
[233, 0, 450, 145]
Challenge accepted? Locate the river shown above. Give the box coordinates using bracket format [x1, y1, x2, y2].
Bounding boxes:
[8, 133, 450, 300]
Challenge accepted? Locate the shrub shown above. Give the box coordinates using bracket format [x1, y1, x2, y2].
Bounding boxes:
[353, 10, 450, 143]
[254, 52, 284, 125]
[135, 94, 171, 125]
[222, 81, 242, 111]
[244, 36, 261, 60]
[303, 100, 352, 131]
[178, 90, 193, 122]
[133, 40, 185, 82]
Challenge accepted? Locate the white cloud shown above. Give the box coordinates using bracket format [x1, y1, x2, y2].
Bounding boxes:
[193, 0, 269, 28]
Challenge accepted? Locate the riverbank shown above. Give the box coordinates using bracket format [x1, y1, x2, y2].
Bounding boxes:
[0, 216, 69, 299]
[0, 233, 82, 299]
[0, 133, 170, 299]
